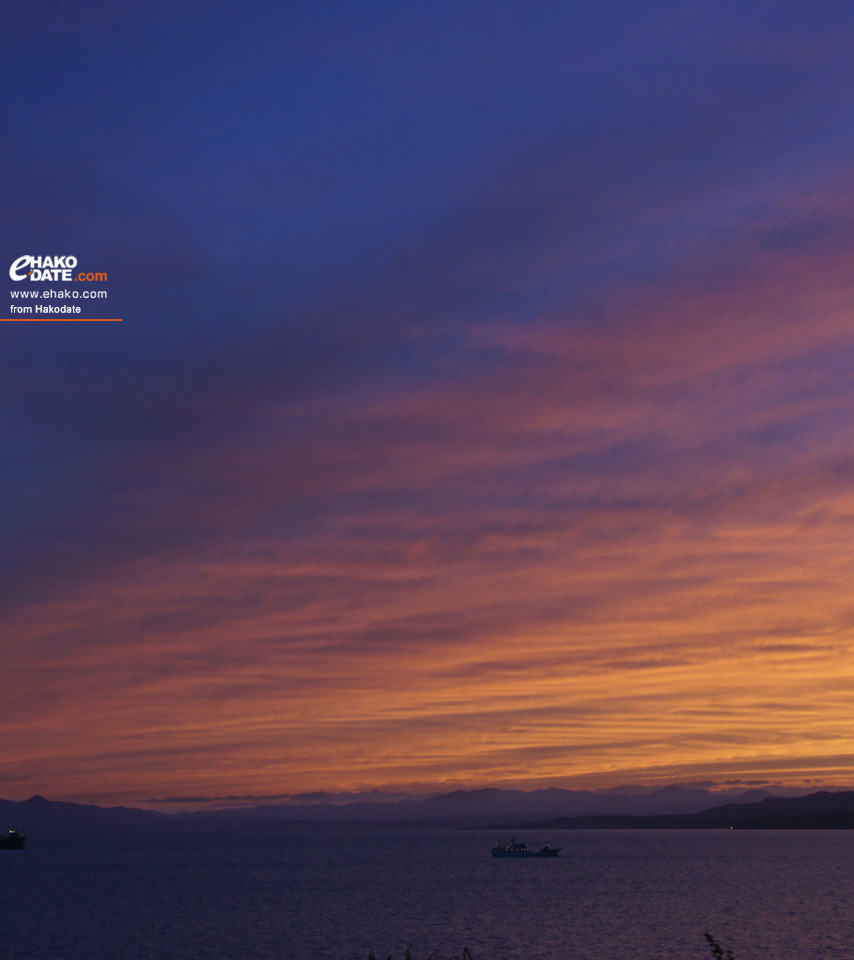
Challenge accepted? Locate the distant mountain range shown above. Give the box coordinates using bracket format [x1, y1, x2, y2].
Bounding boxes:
[3, 786, 854, 835]
[493, 790, 854, 831]
[0, 794, 163, 836]
[168, 784, 780, 824]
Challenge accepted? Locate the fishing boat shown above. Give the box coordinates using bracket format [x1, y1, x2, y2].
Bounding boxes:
[0, 829, 26, 850]
[491, 836, 559, 857]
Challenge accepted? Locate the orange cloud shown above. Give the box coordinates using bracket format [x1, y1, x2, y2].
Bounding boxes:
[4, 152, 854, 809]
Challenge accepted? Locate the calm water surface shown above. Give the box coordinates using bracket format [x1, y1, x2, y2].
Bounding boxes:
[3, 828, 854, 960]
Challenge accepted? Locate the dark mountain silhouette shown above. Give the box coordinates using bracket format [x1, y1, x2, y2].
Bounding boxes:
[0, 794, 164, 836]
[3, 787, 852, 836]
[694, 790, 854, 820]
[495, 791, 854, 831]
[166, 784, 776, 824]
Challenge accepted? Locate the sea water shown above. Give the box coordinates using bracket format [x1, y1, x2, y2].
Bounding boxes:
[3, 828, 854, 960]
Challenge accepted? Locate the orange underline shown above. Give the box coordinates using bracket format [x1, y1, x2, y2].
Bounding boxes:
[0, 317, 122, 323]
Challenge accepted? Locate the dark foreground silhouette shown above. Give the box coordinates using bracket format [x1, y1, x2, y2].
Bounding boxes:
[368, 935, 735, 959]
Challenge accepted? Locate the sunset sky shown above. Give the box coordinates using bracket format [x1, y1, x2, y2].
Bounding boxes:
[3, 1, 854, 809]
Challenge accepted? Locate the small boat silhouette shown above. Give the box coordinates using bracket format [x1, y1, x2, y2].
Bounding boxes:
[0, 829, 26, 850]
[491, 836, 560, 857]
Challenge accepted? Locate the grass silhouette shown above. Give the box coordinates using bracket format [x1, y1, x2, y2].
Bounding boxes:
[704, 933, 736, 960]
[367, 937, 736, 959]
